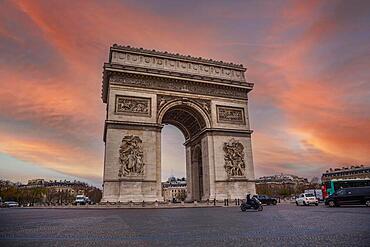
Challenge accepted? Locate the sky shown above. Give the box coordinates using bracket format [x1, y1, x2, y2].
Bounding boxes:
[0, 0, 369, 187]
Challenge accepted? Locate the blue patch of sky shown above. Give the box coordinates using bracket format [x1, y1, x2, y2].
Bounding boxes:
[0, 117, 101, 153]
[0, 153, 101, 187]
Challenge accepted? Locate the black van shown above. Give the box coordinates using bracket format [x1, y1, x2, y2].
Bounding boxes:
[325, 186, 370, 207]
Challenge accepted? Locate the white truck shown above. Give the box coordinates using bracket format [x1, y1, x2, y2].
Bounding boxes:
[74, 195, 91, 205]
[304, 189, 323, 201]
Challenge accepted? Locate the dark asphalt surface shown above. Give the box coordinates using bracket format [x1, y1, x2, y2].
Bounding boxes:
[0, 204, 369, 247]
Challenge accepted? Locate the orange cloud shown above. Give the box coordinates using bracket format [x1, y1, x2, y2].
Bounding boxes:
[0, 0, 368, 183]
[13, 0, 216, 71]
[258, 2, 370, 166]
[0, 0, 218, 181]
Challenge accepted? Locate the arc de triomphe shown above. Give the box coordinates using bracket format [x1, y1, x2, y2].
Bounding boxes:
[101, 44, 256, 202]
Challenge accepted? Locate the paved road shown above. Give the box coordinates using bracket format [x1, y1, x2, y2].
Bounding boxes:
[0, 204, 369, 246]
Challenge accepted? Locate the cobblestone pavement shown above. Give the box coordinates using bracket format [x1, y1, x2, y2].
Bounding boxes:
[0, 204, 369, 246]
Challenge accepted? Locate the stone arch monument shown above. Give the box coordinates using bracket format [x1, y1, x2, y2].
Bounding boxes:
[101, 44, 256, 202]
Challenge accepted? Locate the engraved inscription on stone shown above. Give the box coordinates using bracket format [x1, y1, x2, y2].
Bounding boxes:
[217, 106, 245, 124]
[118, 135, 145, 177]
[115, 95, 151, 116]
[223, 139, 246, 177]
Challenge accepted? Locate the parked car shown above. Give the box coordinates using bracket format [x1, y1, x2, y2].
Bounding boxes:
[325, 186, 370, 207]
[3, 201, 19, 208]
[253, 195, 277, 205]
[295, 193, 318, 206]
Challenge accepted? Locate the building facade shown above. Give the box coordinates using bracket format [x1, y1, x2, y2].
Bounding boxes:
[101, 45, 256, 202]
[321, 165, 370, 182]
[161, 177, 187, 202]
[256, 174, 311, 197]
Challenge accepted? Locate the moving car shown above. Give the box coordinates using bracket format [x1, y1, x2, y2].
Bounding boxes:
[295, 193, 318, 206]
[3, 201, 19, 207]
[325, 186, 370, 207]
[253, 195, 277, 205]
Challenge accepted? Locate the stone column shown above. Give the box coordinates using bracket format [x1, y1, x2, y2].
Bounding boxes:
[185, 145, 193, 202]
[156, 130, 163, 201]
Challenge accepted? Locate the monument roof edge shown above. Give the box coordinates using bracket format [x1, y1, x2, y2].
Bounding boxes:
[110, 44, 246, 71]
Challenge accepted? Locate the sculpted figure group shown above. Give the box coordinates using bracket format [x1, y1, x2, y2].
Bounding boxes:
[223, 139, 246, 177]
[118, 135, 145, 177]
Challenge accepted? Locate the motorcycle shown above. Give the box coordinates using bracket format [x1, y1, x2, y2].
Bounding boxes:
[240, 197, 263, 212]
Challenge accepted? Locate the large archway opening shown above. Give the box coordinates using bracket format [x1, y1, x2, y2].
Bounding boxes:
[159, 101, 209, 202]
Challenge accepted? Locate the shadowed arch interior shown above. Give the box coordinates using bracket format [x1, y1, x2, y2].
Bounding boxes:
[161, 105, 207, 140]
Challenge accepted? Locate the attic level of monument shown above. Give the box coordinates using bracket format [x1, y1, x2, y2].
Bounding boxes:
[110, 44, 246, 69]
[101, 45, 254, 103]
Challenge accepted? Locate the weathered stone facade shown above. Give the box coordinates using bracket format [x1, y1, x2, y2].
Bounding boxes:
[101, 44, 256, 202]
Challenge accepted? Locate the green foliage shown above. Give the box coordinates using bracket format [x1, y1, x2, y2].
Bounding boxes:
[176, 191, 187, 202]
[256, 183, 318, 198]
[0, 187, 46, 205]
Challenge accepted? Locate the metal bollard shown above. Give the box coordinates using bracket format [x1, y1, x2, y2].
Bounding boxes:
[235, 199, 237, 205]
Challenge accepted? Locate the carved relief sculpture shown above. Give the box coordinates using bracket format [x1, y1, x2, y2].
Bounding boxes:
[116, 96, 151, 116]
[223, 139, 246, 177]
[118, 135, 145, 177]
[108, 73, 250, 101]
[217, 106, 245, 124]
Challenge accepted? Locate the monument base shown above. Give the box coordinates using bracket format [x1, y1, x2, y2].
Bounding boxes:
[102, 181, 161, 202]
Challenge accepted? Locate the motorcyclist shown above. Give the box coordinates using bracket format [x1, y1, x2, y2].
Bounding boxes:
[247, 194, 260, 208]
[246, 194, 254, 206]
[241, 194, 263, 212]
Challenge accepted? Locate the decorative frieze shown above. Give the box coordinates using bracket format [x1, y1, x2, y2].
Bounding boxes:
[115, 95, 151, 117]
[118, 135, 145, 177]
[223, 139, 246, 177]
[109, 73, 249, 100]
[217, 105, 245, 124]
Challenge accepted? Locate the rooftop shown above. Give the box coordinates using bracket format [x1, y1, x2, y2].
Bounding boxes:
[324, 165, 369, 174]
